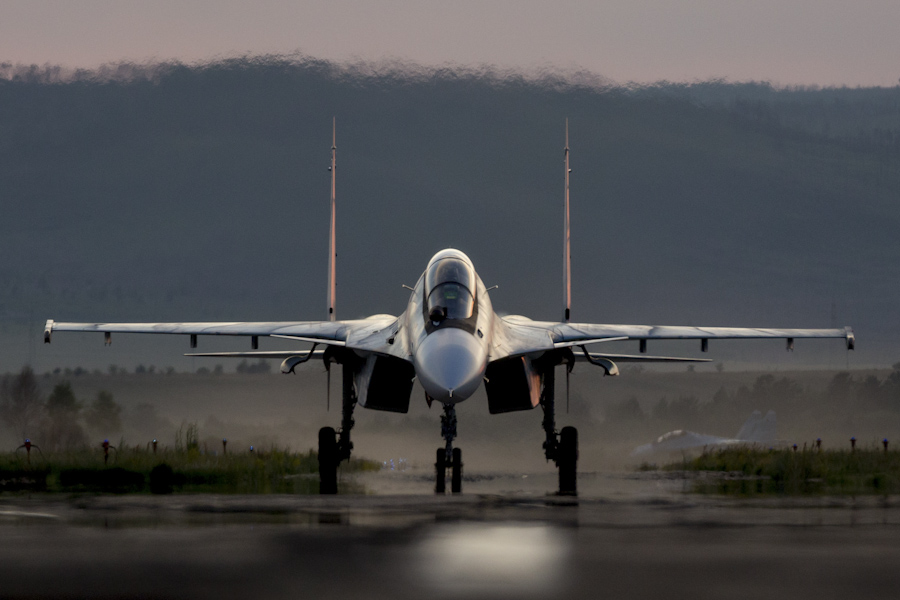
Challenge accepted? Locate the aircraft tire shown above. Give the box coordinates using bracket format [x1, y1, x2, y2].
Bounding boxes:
[318, 426, 338, 495]
[451, 448, 463, 494]
[435, 448, 447, 494]
[558, 426, 578, 496]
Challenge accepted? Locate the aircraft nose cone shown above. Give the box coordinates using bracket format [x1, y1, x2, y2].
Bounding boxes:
[414, 328, 486, 403]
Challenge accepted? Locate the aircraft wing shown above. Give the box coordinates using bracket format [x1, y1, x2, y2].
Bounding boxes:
[493, 316, 854, 360]
[44, 316, 407, 359]
[574, 353, 713, 363]
[630, 430, 742, 458]
[184, 350, 327, 359]
[631, 411, 783, 458]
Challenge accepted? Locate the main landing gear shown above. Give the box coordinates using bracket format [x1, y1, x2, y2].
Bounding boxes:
[319, 361, 574, 496]
[318, 365, 356, 495]
[540, 367, 579, 496]
[435, 403, 463, 494]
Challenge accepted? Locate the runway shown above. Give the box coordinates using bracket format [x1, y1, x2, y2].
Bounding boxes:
[2, 470, 900, 599]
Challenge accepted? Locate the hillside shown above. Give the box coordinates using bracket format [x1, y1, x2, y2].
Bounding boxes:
[1, 58, 898, 371]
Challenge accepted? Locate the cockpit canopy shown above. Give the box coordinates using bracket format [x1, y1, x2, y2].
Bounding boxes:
[425, 257, 476, 321]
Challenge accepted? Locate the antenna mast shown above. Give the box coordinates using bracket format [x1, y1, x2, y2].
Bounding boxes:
[328, 118, 337, 322]
[563, 119, 571, 323]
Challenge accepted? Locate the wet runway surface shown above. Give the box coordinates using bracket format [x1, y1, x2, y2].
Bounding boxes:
[2, 470, 900, 599]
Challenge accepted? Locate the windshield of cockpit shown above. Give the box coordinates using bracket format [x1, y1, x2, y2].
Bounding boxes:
[425, 258, 476, 321]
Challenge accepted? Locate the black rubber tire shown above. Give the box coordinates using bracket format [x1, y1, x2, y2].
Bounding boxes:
[558, 426, 578, 496]
[318, 426, 338, 495]
[435, 448, 447, 494]
[451, 447, 463, 494]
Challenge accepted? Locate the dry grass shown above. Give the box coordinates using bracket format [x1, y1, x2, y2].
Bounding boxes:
[664, 445, 900, 495]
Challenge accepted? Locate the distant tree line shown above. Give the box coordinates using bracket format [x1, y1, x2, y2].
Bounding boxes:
[0, 367, 123, 450]
[235, 360, 271, 374]
[643, 79, 900, 154]
[36, 364, 231, 377]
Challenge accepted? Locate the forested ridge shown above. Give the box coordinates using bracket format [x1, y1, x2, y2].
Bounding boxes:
[2, 58, 898, 369]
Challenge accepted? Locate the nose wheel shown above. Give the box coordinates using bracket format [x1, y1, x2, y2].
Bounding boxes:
[435, 447, 463, 494]
[436, 404, 463, 494]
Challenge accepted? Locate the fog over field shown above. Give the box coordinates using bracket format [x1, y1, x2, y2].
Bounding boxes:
[3, 365, 897, 473]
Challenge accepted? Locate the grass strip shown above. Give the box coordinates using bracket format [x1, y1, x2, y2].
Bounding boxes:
[0, 447, 379, 494]
[654, 446, 900, 495]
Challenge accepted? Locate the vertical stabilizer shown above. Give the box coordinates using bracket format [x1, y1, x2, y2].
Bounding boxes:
[758, 410, 777, 442]
[563, 119, 571, 323]
[735, 410, 777, 443]
[563, 120, 572, 413]
[735, 410, 764, 441]
[328, 118, 337, 322]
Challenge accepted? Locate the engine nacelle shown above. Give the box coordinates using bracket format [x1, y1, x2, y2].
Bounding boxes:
[484, 355, 541, 414]
[355, 354, 415, 413]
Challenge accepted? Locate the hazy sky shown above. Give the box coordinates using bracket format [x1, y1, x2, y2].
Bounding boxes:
[2, 0, 899, 86]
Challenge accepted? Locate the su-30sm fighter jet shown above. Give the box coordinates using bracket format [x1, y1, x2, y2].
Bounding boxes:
[44, 123, 855, 495]
[631, 410, 784, 459]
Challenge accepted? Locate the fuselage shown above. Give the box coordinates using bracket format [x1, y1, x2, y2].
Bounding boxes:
[406, 249, 493, 404]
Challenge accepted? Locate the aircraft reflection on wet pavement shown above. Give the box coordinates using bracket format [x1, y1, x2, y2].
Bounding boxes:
[43, 121, 855, 495]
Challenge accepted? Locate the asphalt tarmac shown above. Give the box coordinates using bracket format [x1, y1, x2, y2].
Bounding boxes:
[2, 470, 900, 600]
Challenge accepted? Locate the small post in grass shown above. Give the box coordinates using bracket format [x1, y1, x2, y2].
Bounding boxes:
[17, 439, 35, 465]
[101, 439, 116, 465]
[850, 437, 857, 452]
[816, 438, 822, 451]
[222, 438, 228, 455]
[152, 439, 158, 454]
[792, 444, 798, 453]
[884, 439, 889, 454]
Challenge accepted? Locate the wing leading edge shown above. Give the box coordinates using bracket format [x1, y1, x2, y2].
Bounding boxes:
[44, 316, 406, 359]
[493, 317, 854, 361]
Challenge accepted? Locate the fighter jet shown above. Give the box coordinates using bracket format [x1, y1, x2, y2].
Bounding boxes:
[43, 122, 854, 495]
[631, 410, 782, 459]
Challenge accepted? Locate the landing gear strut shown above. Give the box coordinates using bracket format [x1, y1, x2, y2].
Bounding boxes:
[318, 365, 357, 494]
[435, 404, 463, 494]
[540, 367, 578, 496]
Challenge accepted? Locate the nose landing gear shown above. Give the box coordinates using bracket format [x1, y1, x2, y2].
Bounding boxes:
[435, 404, 463, 494]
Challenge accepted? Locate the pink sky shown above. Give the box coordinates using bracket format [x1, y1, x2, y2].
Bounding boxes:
[2, 0, 899, 86]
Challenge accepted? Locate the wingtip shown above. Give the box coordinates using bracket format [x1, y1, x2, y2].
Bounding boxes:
[845, 327, 856, 350]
